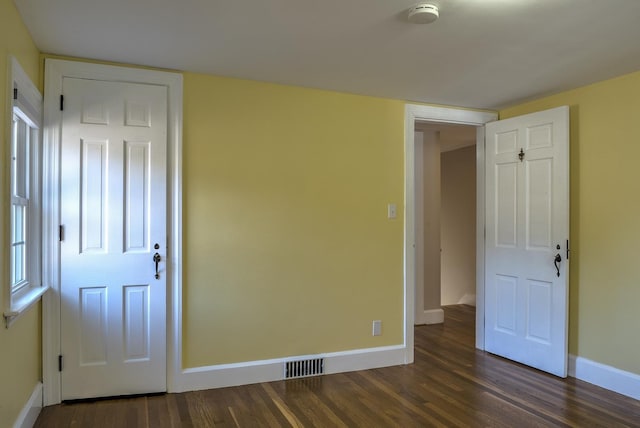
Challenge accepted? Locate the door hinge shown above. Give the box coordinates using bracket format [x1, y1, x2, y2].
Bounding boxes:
[13, 87, 18, 100]
[60, 94, 64, 111]
[566, 239, 570, 260]
[58, 355, 63, 372]
[59, 225, 64, 242]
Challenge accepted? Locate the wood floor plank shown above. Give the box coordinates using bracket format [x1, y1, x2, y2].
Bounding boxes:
[298, 376, 367, 426]
[35, 305, 640, 427]
[261, 382, 304, 427]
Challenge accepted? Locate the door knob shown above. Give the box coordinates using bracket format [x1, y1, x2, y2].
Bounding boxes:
[153, 252, 161, 279]
[554, 253, 561, 277]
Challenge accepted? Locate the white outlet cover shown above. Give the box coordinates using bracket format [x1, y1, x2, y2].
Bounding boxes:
[372, 320, 382, 336]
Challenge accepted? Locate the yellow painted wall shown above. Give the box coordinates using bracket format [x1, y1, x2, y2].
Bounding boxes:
[183, 73, 405, 366]
[500, 70, 640, 375]
[0, 0, 42, 426]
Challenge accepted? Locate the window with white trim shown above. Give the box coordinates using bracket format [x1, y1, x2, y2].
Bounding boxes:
[4, 57, 46, 327]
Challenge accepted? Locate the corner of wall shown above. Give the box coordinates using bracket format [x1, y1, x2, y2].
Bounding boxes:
[416, 309, 444, 325]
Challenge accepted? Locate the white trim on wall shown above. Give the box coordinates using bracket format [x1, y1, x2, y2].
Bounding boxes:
[42, 59, 183, 405]
[13, 382, 42, 428]
[172, 345, 406, 393]
[413, 131, 425, 325]
[3, 56, 47, 328]
[418, 309, 444, 325]
[404, 104, 497, 354]
[569, 354, 640, 400]
[475, 126, 487, 349]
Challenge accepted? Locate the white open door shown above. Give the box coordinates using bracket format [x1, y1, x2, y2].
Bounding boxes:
[59, 77, 168, 399]
[484, 106, 569, 377]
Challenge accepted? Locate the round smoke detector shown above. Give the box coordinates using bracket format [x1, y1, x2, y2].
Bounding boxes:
[408, 3, 439, 24]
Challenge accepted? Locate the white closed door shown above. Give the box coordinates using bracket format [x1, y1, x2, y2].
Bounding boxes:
[60, 77, 167, 400]
[485, 106, 569, 377]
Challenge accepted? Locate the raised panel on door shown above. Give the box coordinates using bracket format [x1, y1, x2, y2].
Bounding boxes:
[78, 286, 108, 366]
[525, 158, 553, 251]
[80, 139, 108, 253]
[495, 162, 518, 248]
[526, 279, 552, 344]
[123, 285, 150, 361]
[495, 275, 517, 334]
[124, 141, 150, 253]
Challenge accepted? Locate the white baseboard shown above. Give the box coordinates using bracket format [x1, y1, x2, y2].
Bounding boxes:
[172, 345, 407, 393]
[13, 382, 42, 428]
[415, 309, 444, 325]
[569, 354, 640, 400]
[457, 293, 476, 306]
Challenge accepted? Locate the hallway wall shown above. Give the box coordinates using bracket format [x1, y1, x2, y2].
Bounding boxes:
[440, 145, 476, 305]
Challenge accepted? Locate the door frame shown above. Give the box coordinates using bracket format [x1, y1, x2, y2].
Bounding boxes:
[42, 59, 183, 405]
[404, 104, 497, 358]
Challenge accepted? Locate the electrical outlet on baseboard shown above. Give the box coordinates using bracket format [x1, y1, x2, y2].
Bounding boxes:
[372, 320, 382, 336]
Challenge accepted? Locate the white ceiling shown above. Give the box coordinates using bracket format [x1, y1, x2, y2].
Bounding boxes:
[13, 0, 640, 109]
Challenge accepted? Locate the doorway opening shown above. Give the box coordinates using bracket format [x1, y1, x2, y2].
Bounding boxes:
[403, 104, 497, 361]
[414, 122, 478, 329]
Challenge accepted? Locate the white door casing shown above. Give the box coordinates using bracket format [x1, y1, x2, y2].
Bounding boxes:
[43, 60, 182, 405]
[404, 104, 498, 359]
[484, 106, 569, 377]
[59, 78, 167, 399]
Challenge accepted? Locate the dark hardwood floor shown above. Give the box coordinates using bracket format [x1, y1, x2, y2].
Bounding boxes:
[35, 305, 640, 427]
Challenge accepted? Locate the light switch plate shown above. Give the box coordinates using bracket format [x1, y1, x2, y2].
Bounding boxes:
[387, 204, 396, 219]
